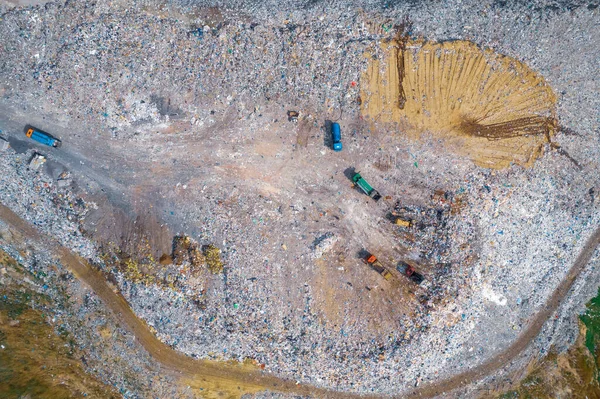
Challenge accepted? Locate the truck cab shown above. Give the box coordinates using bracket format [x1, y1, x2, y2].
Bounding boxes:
[331, 122, 342, 152]
[397, 261, 424, 284]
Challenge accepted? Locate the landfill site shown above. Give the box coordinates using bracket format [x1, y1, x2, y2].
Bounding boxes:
[0, 0, 599, 398]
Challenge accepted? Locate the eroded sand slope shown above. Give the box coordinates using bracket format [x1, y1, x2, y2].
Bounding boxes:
[361, 39, 557, 169]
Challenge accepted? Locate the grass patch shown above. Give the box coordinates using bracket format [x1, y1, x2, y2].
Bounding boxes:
[493, 287, 600, 398]
[580, 287, 600, 360]
[0, 249, 120, 399]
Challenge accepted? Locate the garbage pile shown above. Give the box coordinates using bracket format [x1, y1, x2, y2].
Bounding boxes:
[0, 149, 97, 259]
[0, 0, 598, 396]
[0, 0, 368, 135]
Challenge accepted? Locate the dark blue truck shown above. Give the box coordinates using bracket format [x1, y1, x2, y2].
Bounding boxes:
[25, 127, 61, 148]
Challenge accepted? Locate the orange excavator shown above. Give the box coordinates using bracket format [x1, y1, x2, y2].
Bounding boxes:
[363, 252, 392, 280]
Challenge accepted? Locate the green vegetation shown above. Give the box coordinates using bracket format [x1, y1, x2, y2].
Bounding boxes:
[580, 287, 600, 360]
[494, 287, 600, 398]
[0, 249, 119, 399]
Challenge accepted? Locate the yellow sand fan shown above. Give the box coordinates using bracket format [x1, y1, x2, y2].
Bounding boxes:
[361, 39, 557, 169]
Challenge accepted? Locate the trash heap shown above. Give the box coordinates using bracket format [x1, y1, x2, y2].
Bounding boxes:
[0, 0, 598, 396]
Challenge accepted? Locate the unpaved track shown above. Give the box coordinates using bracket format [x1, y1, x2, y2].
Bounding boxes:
[0, 202, 369, 399]
[403, 224, 600, 398]
[1, 201, 599, 398]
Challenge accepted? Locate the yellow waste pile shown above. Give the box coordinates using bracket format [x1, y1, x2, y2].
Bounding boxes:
[361, 39, 557, 168]
[203, 244, 224, 274]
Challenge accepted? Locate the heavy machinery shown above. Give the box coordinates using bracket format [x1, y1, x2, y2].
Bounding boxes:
[331, 122, 342, 152]
[352, 172, 381, 201]
[392, 214, 412, 227]
[363, 252, 392, 280]
[397, 261, 424, 284]
[25, 126, 62, 148]
[395, 218, 412, 227]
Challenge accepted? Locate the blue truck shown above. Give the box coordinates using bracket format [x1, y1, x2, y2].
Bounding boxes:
[331, 122, 342, 152]
[25, 127, 61, 148]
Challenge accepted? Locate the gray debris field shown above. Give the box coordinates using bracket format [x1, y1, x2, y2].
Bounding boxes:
[0, 0, 599, 397]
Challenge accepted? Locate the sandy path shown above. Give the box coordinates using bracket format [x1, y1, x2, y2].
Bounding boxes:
[1, 201, 599, 398]
[0, 202, 370, 399]
[403, 224, 600, 398]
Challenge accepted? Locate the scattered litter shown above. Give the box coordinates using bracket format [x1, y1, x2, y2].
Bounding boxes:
[0, 137, 9, 151]
[29, 153, 46, 171]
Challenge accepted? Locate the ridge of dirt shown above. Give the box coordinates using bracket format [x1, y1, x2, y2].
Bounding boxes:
[361, 39, 557, 169]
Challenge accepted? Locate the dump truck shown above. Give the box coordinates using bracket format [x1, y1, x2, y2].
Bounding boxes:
[331, 122, 342, 152]
[352, 172, 381, 201]
[364, 253, 392, 280]
[25, 127, 61, 148]
[396, 261, 424, 284]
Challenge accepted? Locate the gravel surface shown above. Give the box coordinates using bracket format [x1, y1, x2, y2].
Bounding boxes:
[0, 0, 598, 396]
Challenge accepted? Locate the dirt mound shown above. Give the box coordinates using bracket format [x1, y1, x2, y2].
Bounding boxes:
[361, 39, 557, 169]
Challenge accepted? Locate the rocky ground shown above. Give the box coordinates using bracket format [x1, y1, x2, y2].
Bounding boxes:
[0, 0, 599, 397]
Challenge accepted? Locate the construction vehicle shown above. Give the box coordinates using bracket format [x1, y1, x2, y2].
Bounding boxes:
[393, 215, 412, 227]
[396, 261, 424, 284]
[364, 252, 392, 280]
[25, 126, 61, 148]
[352, 172, 381, 201]
[395, 218, 412, 227]
[388, 211, 413, 227]
[331, 122, 342, 152]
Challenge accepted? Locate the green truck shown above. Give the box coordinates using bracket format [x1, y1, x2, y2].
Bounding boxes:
[352, 172, 381, 201]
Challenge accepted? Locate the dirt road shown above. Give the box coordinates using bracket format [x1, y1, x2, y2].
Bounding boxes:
[0, 202, 374, 399]
[402, 225, 600, 398]
[1, 200, 599, 398]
